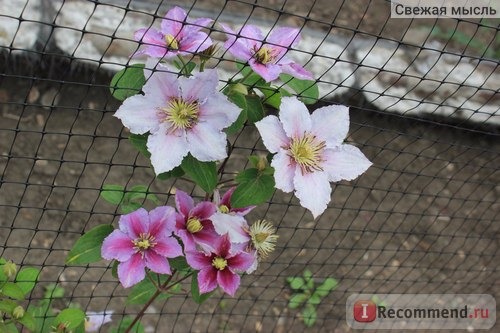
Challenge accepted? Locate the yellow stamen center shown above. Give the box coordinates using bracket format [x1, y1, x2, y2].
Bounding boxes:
[288, 133, 326, 174]
[212, 257, 227, 270]
[219, 205, 230, 214]
[254, 232, 270, 243]
[254, 46, 275, 64]
[161, 98, 199, 130]
[186, 217, 203, 233]
[165, 34, 179, 50]
[132, 233, 156, 253]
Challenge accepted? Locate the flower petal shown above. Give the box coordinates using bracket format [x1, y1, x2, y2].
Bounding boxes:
[192, 227, 219, 252]
[179, 32, 213, 54]
[147, 129, 189, 174]
[192, 201, 217, 220]
[153, 236, 183, 258]
[176, 229, 196, 252]
[118, 208, 149, 239]
[249, 60, 281, 82]
[101, 230, 134, 262]
[187, 123, 227, 162]
[199, 92, 241, 131]
[279, 62, 314, 81]
[161, 6, 186, 37]
[142, 70, 180, 101]
[271, 150, 295, 193]
[217, 269, 240, 296]
[267, 27, 301, 58]
[118, 253, 146, 288]
[323, 144, 372, 182]
[180, 69, 218, 103]
[279, 96, 312, 138]
[175, 190, 195, 218]
[148, 206, 176, 237]
[134, 28, 164, 46]
[269, 27, 300, 46]
[220, 24, 262, 61]
[227, 251, 255, 272]
[255, 115, 289, 153]
[311, 104, 349, 148]
[211, 212, 250, 244]
[293, 169, 331, 219]
[114, 94, 161, 134]
[197, 268, 218, 294]
[145, 250, 172, 275]
[186, 251, 212, 270]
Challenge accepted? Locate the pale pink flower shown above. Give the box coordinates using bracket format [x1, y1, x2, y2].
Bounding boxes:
[85, 311, 113, 332]
[220, 24, 313, 82]
[134, 6, 213, 58]
[114, 67, 241, 174]
[174, 190, 219, 252]
[186, 234, 254, 296]
[255, 97, 372, 218]
[101, 207, 182, 288]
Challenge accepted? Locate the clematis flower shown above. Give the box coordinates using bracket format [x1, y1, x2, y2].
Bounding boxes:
[186, 234, 255, 296]
[134, 6, 213, 58]
[220, 24, 313, 82]
[174, 189, 219, 252]
[101, 207, 183, 288]
[213, 187, 255, 216]
[114, 67, 241, 175]
[85, 311, 113, 332]
[255, 97, 372, 218]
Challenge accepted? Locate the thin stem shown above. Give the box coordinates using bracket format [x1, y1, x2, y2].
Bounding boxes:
[199, 60, 206, 72]
[177, 55, 190, 76]
[124, 269, 177, 333]
[146, 272, 160, 291]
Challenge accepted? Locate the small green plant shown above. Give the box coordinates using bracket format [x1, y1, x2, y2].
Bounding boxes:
[286, 269, 338, 327]
[0, 258, 86, 333]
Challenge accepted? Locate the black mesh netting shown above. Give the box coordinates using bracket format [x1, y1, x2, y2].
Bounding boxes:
[0, 0, 499, 332]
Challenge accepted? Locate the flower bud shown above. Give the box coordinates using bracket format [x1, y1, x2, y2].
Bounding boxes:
[256, 156, 268, 171]
[3, 260, 17, 279]
[230, 83, 248, 96]
[12, 305, 24, 319]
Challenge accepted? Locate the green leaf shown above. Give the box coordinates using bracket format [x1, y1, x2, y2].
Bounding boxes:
[2, 282, 25, 300]
[245, 94, 265, 123]
[111, 260, 119, 279]
[302, 304, 317, 327]
[53, 308, 86, 330]
[0, 299, 17, 313]
[101, 185, 125, 205]
[258, 86, 281, 109]
[303, 270, 314, 289]
[288, 293, 308, 309]
[280, 74, 319, 105]
[225, 90, 248, 135]
[111, 316, 145, 333]
[129, 133, 151, 158]
[44, 283, 64, 299]
[126, 185, 149, 202]
[126, 279, 157, 305]
[231, 169, 275, 208]
[191, 272, 213, 304]
[110, 64, 146, 101]
[287, 277, 306, 290]
[315, 278, 338, 297]
[173, 60, 196, 75]
[181, 154, 218, 193]
[169, 257, 191, 273]
[157, 166, 185, 180]
[0, 322, 18, 333]
[66, 224, 114, 265]
[120, 202, 142, 214]
[307, 293, 321, 305]
[17, 311, 36, 331]
[15, 267, 40, 295]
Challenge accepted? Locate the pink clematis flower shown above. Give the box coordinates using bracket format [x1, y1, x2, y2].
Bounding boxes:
[101, 207, 183, 288]
[255, 97, 372, 218]
[134, 6, 213, 58]
[220, 24, 313, 82]
[174, 190, 219, 252]
[114, 66, 241, 175]
[213, 187, 255, 216]
[186, 234, 255, 296]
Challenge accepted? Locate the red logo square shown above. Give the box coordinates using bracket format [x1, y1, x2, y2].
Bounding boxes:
[353, 300, 377, 322]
